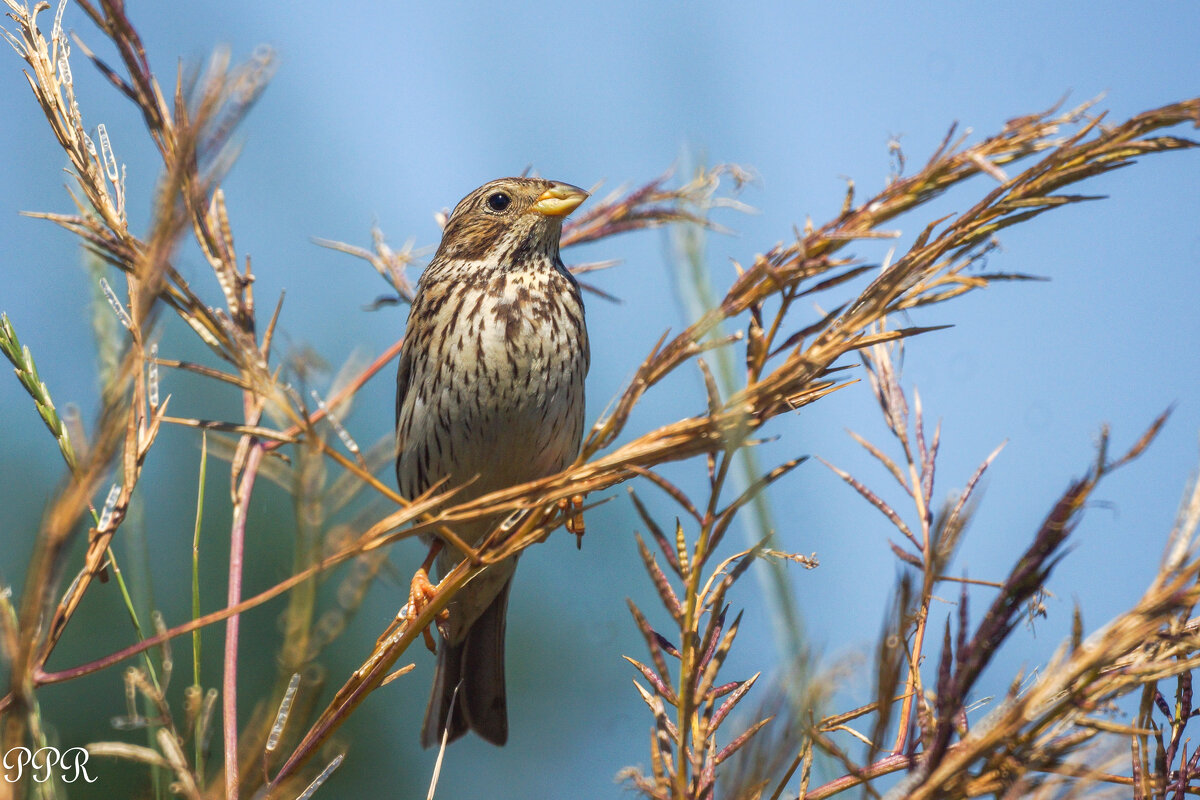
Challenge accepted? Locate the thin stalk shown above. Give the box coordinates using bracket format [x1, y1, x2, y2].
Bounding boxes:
[192, 431, 208, 775]
[223, 439, 264, 800]
[674, 448, 736, 797]
[668, 168, 806, 669]
[106, 546, 159, 690]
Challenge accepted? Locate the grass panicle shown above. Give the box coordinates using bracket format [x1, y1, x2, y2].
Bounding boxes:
[2, 1, 1199, 797]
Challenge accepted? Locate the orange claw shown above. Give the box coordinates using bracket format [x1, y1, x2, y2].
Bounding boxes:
[406, 566, 442, 653]
[559, 493, 586, 548]
[390, 540, 446, 653]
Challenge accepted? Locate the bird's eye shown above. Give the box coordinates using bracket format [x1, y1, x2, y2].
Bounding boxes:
[485, 192, 511, 212]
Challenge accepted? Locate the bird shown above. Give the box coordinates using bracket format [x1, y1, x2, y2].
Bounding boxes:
[395, 177, 590, 747]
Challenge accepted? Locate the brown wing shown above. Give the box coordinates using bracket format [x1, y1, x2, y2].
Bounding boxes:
[393, 342, 411, 480]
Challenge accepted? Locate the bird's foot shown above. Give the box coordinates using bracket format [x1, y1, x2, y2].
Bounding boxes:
[386, 540, 446, 653]
[405, 566, 445, 653]
[559, 493, 586, 549]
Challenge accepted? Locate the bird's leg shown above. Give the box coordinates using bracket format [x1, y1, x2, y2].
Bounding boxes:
[402, 540, 446, 653]
[558, 493, 587, 549]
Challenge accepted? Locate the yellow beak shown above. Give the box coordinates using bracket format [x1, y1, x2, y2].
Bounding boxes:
[530, 183, 588, 217]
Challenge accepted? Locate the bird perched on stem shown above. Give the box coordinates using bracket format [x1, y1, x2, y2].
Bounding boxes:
[395, 177, 590, 747]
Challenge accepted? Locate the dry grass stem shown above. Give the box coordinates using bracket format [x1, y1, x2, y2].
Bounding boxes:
[1, 1, 1198, 797]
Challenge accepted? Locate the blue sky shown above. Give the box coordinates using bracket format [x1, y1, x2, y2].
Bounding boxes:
[1, 2, 1198, 797]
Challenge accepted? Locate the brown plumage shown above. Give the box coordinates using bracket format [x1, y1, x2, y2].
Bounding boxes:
[395, 177, 590, 746]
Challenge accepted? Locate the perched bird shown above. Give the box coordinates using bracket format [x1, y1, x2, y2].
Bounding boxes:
[395, 177, 590, 747]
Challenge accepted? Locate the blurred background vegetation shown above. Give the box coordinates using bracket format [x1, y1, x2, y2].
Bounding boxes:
[2, 2, 1199, 798]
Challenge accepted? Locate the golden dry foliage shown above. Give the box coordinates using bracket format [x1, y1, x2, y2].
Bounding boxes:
[1, 0, 1199, 798]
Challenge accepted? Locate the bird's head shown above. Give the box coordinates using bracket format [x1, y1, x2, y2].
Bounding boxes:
[434, 177, 588, 268]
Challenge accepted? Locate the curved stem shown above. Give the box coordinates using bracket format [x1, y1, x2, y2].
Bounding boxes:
[223, 438, 263, 800]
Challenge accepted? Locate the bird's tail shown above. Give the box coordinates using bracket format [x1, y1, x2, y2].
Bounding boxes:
[420, 578, 511, 748]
